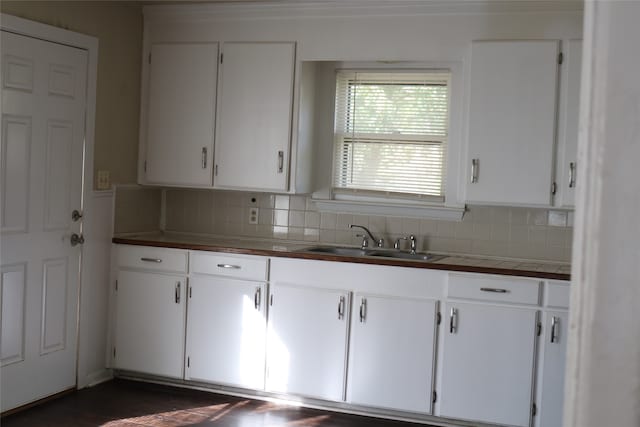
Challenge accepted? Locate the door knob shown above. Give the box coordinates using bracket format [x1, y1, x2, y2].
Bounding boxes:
[71, 209, 83, 222]
[70, 233, 85, 246]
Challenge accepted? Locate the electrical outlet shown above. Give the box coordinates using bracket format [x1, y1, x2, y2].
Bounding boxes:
[97, 170, 110, 190]
[249, 207, 259, 224]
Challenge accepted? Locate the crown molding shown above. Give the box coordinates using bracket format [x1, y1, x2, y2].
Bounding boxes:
[144, 1, 584, 22]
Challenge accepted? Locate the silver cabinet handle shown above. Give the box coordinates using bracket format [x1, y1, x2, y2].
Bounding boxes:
[569, 162, 576, 188]
[141, 257, 162, 263]
[217, 264, 241, 269]
[480, 287, 509, 293]
[450, 307, 457, 333]
[254, 287, 261, 310]
[338, 296, 345, 320]
[471, 158, 479, 183]
[359, 298, 367, 323]
[550, 316, 559, 343]
[277, 150, 284, 173]
[175, 282, 181, 304]
[202, 147, 208, 169]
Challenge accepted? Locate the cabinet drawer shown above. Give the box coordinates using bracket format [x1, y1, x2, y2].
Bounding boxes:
[448, 274, 541, 305]
[190, 251, 268, 281]
[545, 280, 570, 309]
[116, 245, 188, 273]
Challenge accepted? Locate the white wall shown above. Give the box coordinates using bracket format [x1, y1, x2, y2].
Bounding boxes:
[565, 1, 640, 426]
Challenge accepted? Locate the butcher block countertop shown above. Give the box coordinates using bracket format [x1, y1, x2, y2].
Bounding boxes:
[112, 232, 571, 281]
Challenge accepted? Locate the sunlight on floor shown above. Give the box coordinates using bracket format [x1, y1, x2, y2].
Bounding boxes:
[99, 399, 331, 426]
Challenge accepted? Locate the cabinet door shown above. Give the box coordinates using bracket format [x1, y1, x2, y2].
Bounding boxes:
[266, 283, 349, 401]
[114, 270, 186, 378]
[144, 43, 217, 186]
[536, 311, 569, 427]
[466, 40, 559, 206]
[557, 40, 583, 207]
[215, 42, 295, 191]
[348, 295, 437, 413]
[185, 276, 266, 390]
[439, 302, 538, 427]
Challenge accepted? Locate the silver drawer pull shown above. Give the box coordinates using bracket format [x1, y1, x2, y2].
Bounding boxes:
[480, 287, 509, 293]
[141, 257, 162, 263]
[450, 307, 457, 333]
[217, 263, 241, 269]
[550, 316, 560, 343]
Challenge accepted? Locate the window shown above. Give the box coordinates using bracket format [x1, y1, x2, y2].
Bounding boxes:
[333, 71, 450, 202]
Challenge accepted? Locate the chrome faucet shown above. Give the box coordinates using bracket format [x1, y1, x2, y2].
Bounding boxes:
[394, 235, 418, 254]
[349, 224, 384, 248]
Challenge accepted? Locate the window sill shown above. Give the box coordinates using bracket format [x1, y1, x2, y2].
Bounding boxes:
[311, 198, 466, 221]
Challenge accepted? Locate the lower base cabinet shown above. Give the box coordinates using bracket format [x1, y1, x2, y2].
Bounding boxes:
[185, 276, 267, 389]
[114, 270, 186, 378]
[348, 294, 438, 413]
[439, 302, 538, 427]
[536, 310, 569, 427]
[266, 283, 350, 401]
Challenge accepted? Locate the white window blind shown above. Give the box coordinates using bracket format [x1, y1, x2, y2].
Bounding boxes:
[333, 71, 450, 200]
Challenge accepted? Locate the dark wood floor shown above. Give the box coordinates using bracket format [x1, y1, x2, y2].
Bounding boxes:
[2, 379, 434, 426]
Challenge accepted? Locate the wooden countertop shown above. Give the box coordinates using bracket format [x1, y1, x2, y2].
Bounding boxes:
[112, 233, 571, 281]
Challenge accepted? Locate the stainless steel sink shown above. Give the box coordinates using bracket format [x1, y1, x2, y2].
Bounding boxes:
[301, 246, 371, 257]
[301, 246, 442, 262]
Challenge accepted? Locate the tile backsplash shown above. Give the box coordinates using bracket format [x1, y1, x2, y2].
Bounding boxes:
[158, 188, 572, 263]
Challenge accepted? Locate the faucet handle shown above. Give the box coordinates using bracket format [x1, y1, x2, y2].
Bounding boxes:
[409, 235, 417, 254]
[355, 234, 369, 249]
[394, 236, 408, 250]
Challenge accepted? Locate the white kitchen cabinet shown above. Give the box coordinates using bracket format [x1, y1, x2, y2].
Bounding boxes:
[536, 310, 569, 427]
[214, 42, 295, 191]
[465, 40, 560, 206]
[556, 40, 583, 207]
[142, 43, 218, 187]
[114, 269, 187, 378]
[266, 283, 349, 401]
[439, 302, 538, 427]
[185, 276, 267, 389]
[347, 294, 438, 413]
[113, 245, 188, 378]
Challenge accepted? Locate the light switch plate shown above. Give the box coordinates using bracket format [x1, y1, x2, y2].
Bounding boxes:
[97, 170, 110, 190]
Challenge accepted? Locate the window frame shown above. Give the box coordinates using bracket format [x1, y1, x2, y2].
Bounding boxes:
[332, 69, 451, 202]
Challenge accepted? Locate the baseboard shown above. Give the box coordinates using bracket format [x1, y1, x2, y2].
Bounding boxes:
[82, 369, 113, 388]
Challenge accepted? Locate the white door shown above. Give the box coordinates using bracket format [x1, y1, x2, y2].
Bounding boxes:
[536, 311, 569, 427]
[186, 276, 266, 390]
[143, 43, 218, 187]
[348, 294, 437, 414]
[1, 31, 88, 412]
[266, 283, 349, 401]
[114, 270, 186, 379]
[439, 302, 538, 427]
[466, 40, 559, 206]
[214, 42, 295, 191]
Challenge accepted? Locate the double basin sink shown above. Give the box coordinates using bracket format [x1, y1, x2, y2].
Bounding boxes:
[301, 246, 443, 262]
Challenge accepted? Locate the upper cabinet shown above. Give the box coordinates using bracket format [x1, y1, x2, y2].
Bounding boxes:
[465, 40, 560, 206]
[214, 42, 296, 191]
[139, 41, 296, 191]
[556, 40, 583, 208]
[142, 43, 218, 187]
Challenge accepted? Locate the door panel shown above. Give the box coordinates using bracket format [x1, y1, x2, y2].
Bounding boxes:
[186, 276, 266, 389]
[439, 302, 538, 427]
[0, 30, 87, 412]
[266, 283, 349, 401]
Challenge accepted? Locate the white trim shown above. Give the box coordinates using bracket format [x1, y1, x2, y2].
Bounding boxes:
[311, 198, 466, 221]
[1, 13, 100, 391]
[144, 1, 584, 22]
